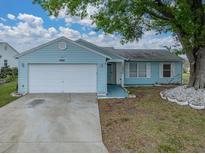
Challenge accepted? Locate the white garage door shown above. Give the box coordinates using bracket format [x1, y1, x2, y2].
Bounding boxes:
[29, 64, 97, 93]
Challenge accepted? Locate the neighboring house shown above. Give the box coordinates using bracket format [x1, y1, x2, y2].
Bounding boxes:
[0, 42, 19, 68]
[17, 36, 183, 97]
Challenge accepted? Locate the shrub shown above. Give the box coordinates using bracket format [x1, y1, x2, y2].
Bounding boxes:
[0, 67, 18, 82]
[5, 75, 15, 83]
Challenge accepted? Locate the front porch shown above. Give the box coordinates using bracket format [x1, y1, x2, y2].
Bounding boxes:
[98, 84, 128, 99]
[98, 60, 128, 99]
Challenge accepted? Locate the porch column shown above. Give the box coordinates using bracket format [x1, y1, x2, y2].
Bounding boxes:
[121, 61, 125, 87]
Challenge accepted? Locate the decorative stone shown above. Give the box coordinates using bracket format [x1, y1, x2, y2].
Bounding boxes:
[160, 86, 205, 110]
[160, 91, 167, 100]
[189, 103, 205, 110]
[11, 92, 22, 97]
[167, 97, 177, 103]
[128, 94, 136, 98]
[175, 100, 188, 106]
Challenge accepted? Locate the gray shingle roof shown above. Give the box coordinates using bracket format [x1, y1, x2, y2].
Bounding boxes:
[103, 48, 184, 61]
[75, 39, 183, 61]
[75, 39, 126, 60]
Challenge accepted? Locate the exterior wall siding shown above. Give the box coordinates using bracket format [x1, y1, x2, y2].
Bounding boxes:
[0, 43, 18, 68]
[18, 39, 107, 95]
[124, 61, 182, 86]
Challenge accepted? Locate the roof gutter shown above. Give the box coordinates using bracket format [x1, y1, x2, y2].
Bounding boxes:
[107, 59, 125, 62]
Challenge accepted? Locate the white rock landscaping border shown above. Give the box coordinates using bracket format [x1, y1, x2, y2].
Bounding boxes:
[189, 103, 205, 110]
[160, 86, 205, 110]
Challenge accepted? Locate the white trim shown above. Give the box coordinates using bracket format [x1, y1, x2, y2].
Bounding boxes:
[28, 63, 98, 93]
[160, 63, 172, 78]
[125, 62, 130, 78]
[137, 62, 140, 77]
[17, 36, 111, 59]
[128, 62, 138, 78]
[116, 62, 121, 84]
[128, 62, 149, 78]
[171, 63, 175, 77]
[121, 61, 125, 87]
[107, 59, 124, 62]
[159, 63, 163, 78]
[97, 93, 107, 97]
[146, 63, 151, 78]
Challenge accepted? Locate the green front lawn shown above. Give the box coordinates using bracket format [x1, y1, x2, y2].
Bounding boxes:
[0, 80, 18, 107]
[98, 86, 205, 152]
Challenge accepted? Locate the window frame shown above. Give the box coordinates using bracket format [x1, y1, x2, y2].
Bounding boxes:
[162, 63, 171, 78]
[129, 62, 138, 77]
[129, 62, 148, 78]
[4, 59, 8, 67]
[138, 63, 147, 78]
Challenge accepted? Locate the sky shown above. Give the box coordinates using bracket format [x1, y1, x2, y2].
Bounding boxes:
[0, 0, 180, 53]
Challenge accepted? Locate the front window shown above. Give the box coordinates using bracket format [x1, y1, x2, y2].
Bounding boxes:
[4, 60, 8, 67]
[163, 64, 171, 77]
[138, 63, 147, 77]
[129, 63, 137, 77]
[129, 62, 148, 78]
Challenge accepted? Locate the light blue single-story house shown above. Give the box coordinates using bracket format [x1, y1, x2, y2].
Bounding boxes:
[17, 36, 183, 98]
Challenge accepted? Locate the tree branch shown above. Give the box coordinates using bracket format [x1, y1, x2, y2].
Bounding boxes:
[142, 0, 174, 21]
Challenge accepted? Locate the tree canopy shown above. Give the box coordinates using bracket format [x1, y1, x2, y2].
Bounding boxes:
[34, 0, 205, 49]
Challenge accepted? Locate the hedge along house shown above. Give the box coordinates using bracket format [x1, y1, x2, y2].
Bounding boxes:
[17, 36, 183, 98]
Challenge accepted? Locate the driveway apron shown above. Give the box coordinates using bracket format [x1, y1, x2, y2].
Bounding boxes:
[0, 93, 107, 152]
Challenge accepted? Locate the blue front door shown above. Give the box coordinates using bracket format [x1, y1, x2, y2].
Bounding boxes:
[107, 63, 116, 84]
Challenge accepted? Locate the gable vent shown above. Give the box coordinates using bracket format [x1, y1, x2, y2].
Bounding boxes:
[58, 41, 67, 50]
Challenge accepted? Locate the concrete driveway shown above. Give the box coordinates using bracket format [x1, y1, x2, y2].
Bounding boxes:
[0, 94, 107, 153]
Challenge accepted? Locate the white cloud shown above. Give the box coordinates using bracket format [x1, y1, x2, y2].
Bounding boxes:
[7, 14, 16, 20]
[51, 7, 95, 27]
[66, 16, 93, 26]
[58, 27, 81, 39]
[17, 13, 43, 26]
[0, 13, 81, 51]
[88, 31, 96, 36]
[0, 13, 179, 53]
[82, 31, 180, 49]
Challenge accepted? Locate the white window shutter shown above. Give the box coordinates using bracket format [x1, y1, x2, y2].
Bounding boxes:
[125, 62, 129, 78]
[146, 63, 151, 78]
[159, 63, 163, 78]
[171, 63, 175, 77]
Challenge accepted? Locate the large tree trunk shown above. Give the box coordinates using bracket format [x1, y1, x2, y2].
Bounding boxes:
[187, 47, 205, 89]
